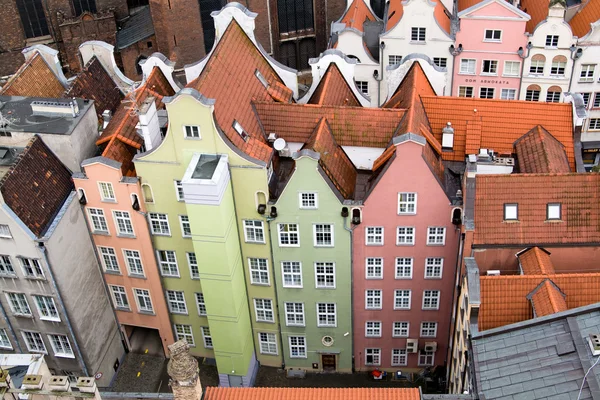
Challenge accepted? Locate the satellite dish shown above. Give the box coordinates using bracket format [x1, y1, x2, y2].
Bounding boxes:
[273, 138, 286, 151]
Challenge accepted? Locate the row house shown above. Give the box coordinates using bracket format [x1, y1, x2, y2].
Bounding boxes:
[0, 136, 124, 386]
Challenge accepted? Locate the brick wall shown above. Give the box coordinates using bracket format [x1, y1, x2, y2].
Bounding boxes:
[246, 0, 272, 54]
[0, 0, 28, 76]
[120, 35, 157, 79]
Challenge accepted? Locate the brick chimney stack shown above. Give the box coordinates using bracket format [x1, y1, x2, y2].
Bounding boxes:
[167, 340, 202, 400]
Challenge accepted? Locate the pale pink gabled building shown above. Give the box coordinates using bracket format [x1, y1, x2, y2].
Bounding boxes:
[452, 0, 530, 100]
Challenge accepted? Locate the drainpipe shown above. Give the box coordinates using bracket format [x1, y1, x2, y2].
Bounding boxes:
[342, 214, 356, 372]
[448, 44, 463, 96]
[36, 242, 89, 377]
[0, 301, 21, 352]
[374, 41, 385, 107]
[517, 41, 532, 99]
[568, 44, 583, 92]
[446, 229, 465, 392]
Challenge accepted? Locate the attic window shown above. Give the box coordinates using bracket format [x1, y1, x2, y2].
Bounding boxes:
[547, 203, 561, 220]
[255, 70, 268, 88]
[504, 203, 518, 221]
[233, 120, 249, 142]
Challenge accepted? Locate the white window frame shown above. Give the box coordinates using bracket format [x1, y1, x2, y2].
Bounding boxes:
[174, 324, 194, 346]
[547, 203, 561, 220]
[166, 290, 187, 314]
[278, 223, 300, 247]
[356, 81, 369, 94]
[395, 257, 413, 279]
[98, 247, 120, 273]
[484, 29, 502, 42]
[481, 60, 498, 75]
[418, 350, 435, 366]
[392, 349, 408, 366]
[425, 258, 443, 279]
[526, 88, 540, 101]
[313, 224, 334, 247]
[427, 227, 446, 245]
[98, 182, 116, 202]
[133, 288, 154, 313]
[6, 292, 31, 316]
[0, 329, 12, 349]
[48, 334, 75, 358]
[254, 298, 274, 323]
[393, 321, 410, 338]
[365, 226, 384, 245]
[460, 59, 476, 74]
[396, 227, 415, 245]
[422, 290, 441, 310]
[87, 208, 109, 234]
[580, 64, 595, 82]
[179, 215, 192, 238]
[365, 321, 382, 337]
[420, 321, 438, 337]
[366, 257, 383, 279]
[501, 88, 516, 100]
[394, 290, 411, 310]
[112, 210, 134, 236]
[299, 192, 318, 209]
[149, 213, 171, 236]
[109, 285, 129, 310]
[243, 220, 265, 244]
[398, 192, 417, 214]
[157, 250, 179, 277]
[258, 332, 278, 355]
[503, 61, 520, 76]
[123, 249, 144, 276]
[479, 87, 495, 99]
[365, 348, 381, 366]
[458, 86, 474, 98]
[504, 203, 518, 220]
[195, 293, 207, 316]
[546, 90, 561, 103]
[530, 59, 545, 75]
[0, 255, 15, 276]
[249, 258, 270, 285]
[281, 261, 302, 288]
[187, 252, 199, 280]
[19, 257, 44, 278]
[545, 34, 559, 47]
[33, 295, 60, 321]
[551, 61, 566, 76]
[314, 262, 336, 289]
[174, 180, 184, 201]
[289, 336, 307, 358]
[0, 224, 12, 238]
[316, 303, 336, 327]
[433, 57, 447, 68]
[411, 27, 426, 42]
[284, 302, 305, 326]
[365, 289, 382, 310]
[389, 55, 402, 65]
[22, 331, 46, 353]
[589, 119, 600, 130]
[183, 125, 201, 139]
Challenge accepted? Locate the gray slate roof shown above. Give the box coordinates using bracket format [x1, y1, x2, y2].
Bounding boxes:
[116, 6, 155, 50]
[472, 303, 600, 400]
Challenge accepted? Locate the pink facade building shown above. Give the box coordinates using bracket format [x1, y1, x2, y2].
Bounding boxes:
[452, 0, 530, 100]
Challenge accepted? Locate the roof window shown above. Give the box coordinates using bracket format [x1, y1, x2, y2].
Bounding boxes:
[504, 203, 518, 221]
[547, 203, 561, 220]
[255, 69, 268, 88]
[233, 120, 249, 142]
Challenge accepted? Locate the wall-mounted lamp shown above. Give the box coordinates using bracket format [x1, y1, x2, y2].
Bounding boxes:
[449, 43, 463, 56]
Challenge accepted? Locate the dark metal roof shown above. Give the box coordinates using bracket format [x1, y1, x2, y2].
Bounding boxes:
[116, 6, 155, 50]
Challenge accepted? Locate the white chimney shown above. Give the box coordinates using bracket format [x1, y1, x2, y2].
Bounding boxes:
[442, 122, 454, 149]
[138, 97, 161, 152]
[102, 109, 112, 129]
[48, 376, 71, 392]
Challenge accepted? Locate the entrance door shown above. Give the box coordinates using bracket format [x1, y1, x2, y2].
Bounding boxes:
[322, 354, 336, 371]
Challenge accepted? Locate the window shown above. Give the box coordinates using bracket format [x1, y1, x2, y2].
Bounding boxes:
[590, 119, 600, 130]
[277, 0, 314, 33]
[22, 331, 46, 353]
[389, 55, 402, 65]
[433, 57, 447, 68]
[174, 324, 194, 346]
[48, 334, 74, 358]
[484, 29, 501, 41]
[195, 293, 207, 316]
[187, 252, 199, 279]
[98, 247, 119, 273]
[393, 321, 409, 337]
[243, 220, 265, 243]
[390, 349, 408, 366]
[6, 293, 31, 316]
[504, 203, 518, 220]
[419, 350, 435, 366]
[198, 0, 227, 53]
[166, 291, 187, 314]
[259, 332, 278, 355]
[365, 321, 381, 337]
[365, 348, 381, 365]
[551, 59, 566, 76]
[427, 227, 446, 245]
[282, 261, 302, 287]
[33, 296, 59, 321]
[545, 35, 559, 47]
[88, 208, 109, 233]
[113, 211, 134, 236]
[365, 227, 384, 245]
[0, 255, 14, 276]
[422, 290, 441, 310]
[547, 203, 561, 220]
[249, 258, 269, 285]
[366, 289, 382, 309]
[0, 329, 11, 349]
[479, 87, 494, 99]
[394, 290, 411, 310]
[289, 336, 307, 358]
[482, 60, 498, 74]
[396, 227, 415, 245]
[580, 65, 595, 82]
[546, 90, 561, 103]
[16, 0, 50, 38]
[458, 86, 474, 98]
[284, 302, 305, 326]
[0, 224, 11, 238]
[316, 303, 336, 327]
[109, 285, 129, 309]
[19, 257, 44, 278]
[158, 250, 179, 276]
[254, 299, 274, 322]
[504, 61, 520, 76]
[593, 93, 600, 108]
[184, 125, 200, 139]
[530, 57, 545, 74]
[356, 81, 369, 94]
[149, 213, 170, 235]
[420, 322, 438, 337]
[425, 258, 443, 278]
[501, 89, 516, 100]
[133, 289, 153, 313]
[72, 0, 96, 15]
[313, 224, 334, 247]
[366, 258, 383, 279]
[411, 27, 426, 42]
[179, 215, 191, 238]
[123, 249, 144, 276]
[398, 192, 417, 214]
[526, 87, 540, 101]
[460, 59, 476, 74]
[582, 92, 591, 107]
[299, 192, 318, 209]
[174, 180, 184, 201]
[278, 223, 300, 246]
[315, 262, 335, 288]
[98, 182, 115, 201]
[394, 258, 413, 279]
[233, 120, 249, 141]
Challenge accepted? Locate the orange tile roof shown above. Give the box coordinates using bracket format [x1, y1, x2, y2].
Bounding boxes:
[372, 144, 396, 171]
[434, 0, 452, 35]
[474, 173, 600, 246]
[517, 247, 556, 275]
[478, 273, 600, 330]
[519, 0, 549, 34]
[303, 118, 357, 199]
[385, 1, 404, 31]
[267, 76, 293, 103]
[420, 96, 575, 168]
[514, 125, 570, 173]
[340, 0, 377, 31]
[0, 52, 65, 98]
[569, 0, 600, 38]
[528, 279, 568, 317]
[253, 102, 405, 147]
[386, 0, 449, 34]
[204, 387, 422, 400]
[458, 0, 482, 12]
[187, 21, 289, 163]
[308, 64, 360, 106]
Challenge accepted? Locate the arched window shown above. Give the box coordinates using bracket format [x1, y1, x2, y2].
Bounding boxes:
[451, 207, 462, 225]
[141, 183, 154, 203]
[16, 0, 50, 38]
[529, 54, 545, 74]
[131, 193, 140, 211]
[351, 208, 362, 225]
[255, 191, 267, 214]
[77, 188, 87, 205]
[546, 85, 562, 103]
[525, 84, 541, 101]
[135, 55, 148, 76]
[551, 55, 567, 76]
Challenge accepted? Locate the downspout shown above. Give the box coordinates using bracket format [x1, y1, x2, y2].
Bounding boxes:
[36, 243, 89, 377]
[517, 41, 532, 99]
[342, 215, 356, 372]
[265, 0, 274, 55]
[0, 301, 21, 352]
[446, 229, 465, 392]
[375, 42, 385, 107]
[568, 44, 583, 92]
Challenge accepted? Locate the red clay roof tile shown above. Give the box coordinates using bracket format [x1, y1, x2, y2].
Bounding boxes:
[569, 0, 600, 38]
[267, 75, 293, 103]
[204, 387, 422, 400]
[387, 0, 449, 33]
[340, 0, 378, 31]
[1, 53, 65, 98]
[518, 0, 549, 34]
[514, 125, 571, 173]
[529, 279, 568, 317]
[517, 247, 556, 275]
[372, 144, 396, 171]
[308, 64, 360, 106]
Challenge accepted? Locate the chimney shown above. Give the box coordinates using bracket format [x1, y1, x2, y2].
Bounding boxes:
[167, 340, 202, 400]
[102, 110, 112, 129]
[442, 122, 454, 150]
[76, 377, 102, 400]
[138, 97, 161, 152]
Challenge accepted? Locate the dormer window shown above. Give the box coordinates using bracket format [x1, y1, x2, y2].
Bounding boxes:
[504, 203, 518, 221]
[547, 203, 561, 220]
[233, 120, 249, 142]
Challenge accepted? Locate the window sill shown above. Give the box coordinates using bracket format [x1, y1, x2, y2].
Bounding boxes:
[169, 312, 189, 316]
[424, 276, 443, 280]
[138, 310, 155, 316]
[422, 308, 440, 311]
[282, 285, 303, 289]
[365, 308, 383, 311]
[117, 234, 136, 239]
[395, 276, 413, 280]
[182, 236, 192, 239]
[0, 346, 13, 350]
[24, 276, 46, 281]
[191, 276, 200, 280]
[458, 72, 476, 76]
[483, 40, 502, 43]
[0, 236, 13, 239]
[393, 308, 411, 311]
[250, 282, 270, 287]
[184, 137, 201, 140]
[397, 212, 417, 215]
[104, 270, 122, 276]
[279, 245, 300, 248]
[0, 274, 17, 278]
[426, 243, 446, 246]
[115, 307, 132, 312]
[544, 46, 558, 50]
[152, 233, 172, 237]
[161, 275, 181, 278]
[315, 287, 336, 290]
[480, 73, 498, 77]
[366, 277, 384, 280]
[286, 324, 306, 328]
[92, 231, 110, 236]
[396, 243, 415, 246]
[314, 245, 334, 248]
[578, 80, 594, 83]
[100, 200, 117, 204]
[245, 241, 266, 245]
[365, 243, 384, 246]
[54, 354, 76, 359]
[256, 320, 276, 324]
[128, 274, 146, 279]
[502, 74, 520, 78]
[409, 41, 426, 45]
[40, 317, 61, 322]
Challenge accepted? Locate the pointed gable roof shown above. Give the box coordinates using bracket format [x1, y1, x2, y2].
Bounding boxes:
[569, 0, 600, 38]
[527, 279, 568, 317]
[0, 52, 65, 98]
[519, 0, 550, 34]
[340, 0, 378, 31]
[386, 0, 450, 34]
[514, 125, 570, 173]
[308, 64, 360, 106]
[518, 247, 556, 275]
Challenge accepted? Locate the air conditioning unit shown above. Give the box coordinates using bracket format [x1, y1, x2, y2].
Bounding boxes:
[588, 334, 600, 356]
[406, 339, 418, 353]
[487, 270, 500, 276]
[424, 342, 438, 352]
